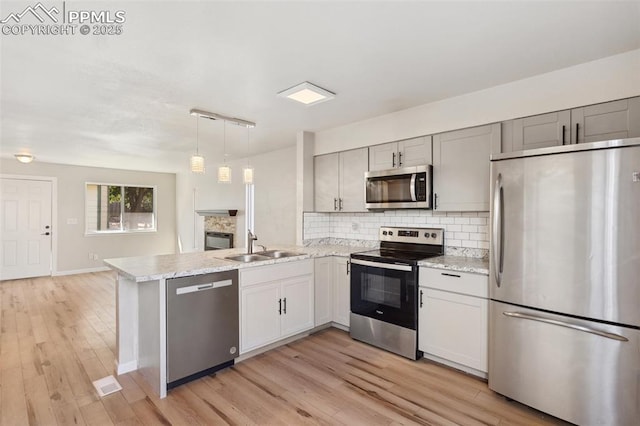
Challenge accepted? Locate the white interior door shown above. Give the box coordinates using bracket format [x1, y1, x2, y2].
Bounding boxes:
[0, 178, 52, 280]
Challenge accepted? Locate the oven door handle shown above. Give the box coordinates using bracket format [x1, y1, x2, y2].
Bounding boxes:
[350, 258, 413, 272]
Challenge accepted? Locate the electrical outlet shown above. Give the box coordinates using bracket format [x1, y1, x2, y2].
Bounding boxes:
[352, 222, 359, 231]
[93, 254, 99, 260]
[88, 253, 94, 260]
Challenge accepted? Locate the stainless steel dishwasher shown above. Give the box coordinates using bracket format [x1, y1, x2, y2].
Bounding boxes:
[166, 269, 239, 389]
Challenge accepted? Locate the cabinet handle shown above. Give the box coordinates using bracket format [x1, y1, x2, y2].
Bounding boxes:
[346, 260, 350, 275]
[334, 198, 338, 211]
[283, 297, 287, 314]
[419, 290, 423, 308]
[434, 193, 438, 210]
[278, 298, 282, 315]
[392, 152, 396, 168]
[339, 198, 343, 211]
[561, 125, 565, 145]
[575, 123, 579, 144]
[398, 151, 403, 167]
[441, 272, 461, 278]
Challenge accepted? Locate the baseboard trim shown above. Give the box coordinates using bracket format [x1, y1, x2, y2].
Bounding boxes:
[53, 266, 110, 276]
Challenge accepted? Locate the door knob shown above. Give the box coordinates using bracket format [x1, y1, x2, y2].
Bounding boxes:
[41, 232, 50, 236]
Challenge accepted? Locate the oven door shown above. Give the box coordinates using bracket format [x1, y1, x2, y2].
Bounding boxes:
[350, 257, 418, 329]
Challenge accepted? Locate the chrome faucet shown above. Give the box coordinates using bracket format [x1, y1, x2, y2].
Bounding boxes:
[247, 229, 258, 254]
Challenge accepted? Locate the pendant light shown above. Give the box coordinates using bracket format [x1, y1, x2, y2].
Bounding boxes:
[190, 117, 205, 173]
[243, 126, 254, 185]
[217, 120, 232, 183]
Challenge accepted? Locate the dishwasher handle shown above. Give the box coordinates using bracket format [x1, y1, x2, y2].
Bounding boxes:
[175, 279, 233, 295]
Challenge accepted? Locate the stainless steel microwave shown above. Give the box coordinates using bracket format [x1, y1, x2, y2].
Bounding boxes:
[365, 165, 433, 209]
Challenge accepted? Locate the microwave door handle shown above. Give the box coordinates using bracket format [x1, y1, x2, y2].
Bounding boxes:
[410, 174, 417, 202]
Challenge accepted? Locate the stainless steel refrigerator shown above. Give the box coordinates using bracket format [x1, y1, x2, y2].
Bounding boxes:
[489, 138, 640, 425]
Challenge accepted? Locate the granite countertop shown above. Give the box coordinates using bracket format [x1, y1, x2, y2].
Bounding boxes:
[104, 244, 359, 282]
[105, 240, 489, 282]
[418, 255, 489, 275]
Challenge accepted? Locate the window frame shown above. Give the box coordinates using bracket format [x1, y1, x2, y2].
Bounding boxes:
[85, 182, 158, 236]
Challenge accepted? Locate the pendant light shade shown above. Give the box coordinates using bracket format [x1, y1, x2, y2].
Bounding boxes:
[190, 116, 205, 173]
[218, 165, 232, 183]
[243, 126, 254, 185]
[243, 166, 254, 184]
[190, 155, 205, 173]
[217, 121, 232, 183]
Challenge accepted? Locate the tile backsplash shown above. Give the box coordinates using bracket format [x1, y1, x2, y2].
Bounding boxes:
[303, 210, 489, 255]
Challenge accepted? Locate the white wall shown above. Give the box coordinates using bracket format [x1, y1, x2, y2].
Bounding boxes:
[314, 49, 640, 154]
[0, 159, 176, 274]
[176, 146, 296, 253]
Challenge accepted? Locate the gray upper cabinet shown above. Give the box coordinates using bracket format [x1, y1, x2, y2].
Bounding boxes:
[501, 96, 640, 153]
[314, 148, 368, 212]
[433, 123, 501, 212]
[571, 97, 640, 144]
[314, 153, 339, 212]
[502, 110, 570, 153]
[369, 136, 432, 171]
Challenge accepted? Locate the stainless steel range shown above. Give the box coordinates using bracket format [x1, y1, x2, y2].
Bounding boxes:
[350, 226, 444, 359]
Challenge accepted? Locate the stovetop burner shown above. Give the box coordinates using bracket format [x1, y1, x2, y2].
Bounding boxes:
[353, 248, 440, 262]
[351, 226, 445, 265]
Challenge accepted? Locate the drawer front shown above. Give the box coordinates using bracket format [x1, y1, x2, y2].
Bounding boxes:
[419, 267, 488, 298]
[240, 259, 313, 287]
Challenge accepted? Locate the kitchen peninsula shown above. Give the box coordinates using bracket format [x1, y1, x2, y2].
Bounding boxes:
[104, 245, 355, 398]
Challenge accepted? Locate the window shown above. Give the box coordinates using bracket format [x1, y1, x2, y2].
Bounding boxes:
[86, 183, 156, 234]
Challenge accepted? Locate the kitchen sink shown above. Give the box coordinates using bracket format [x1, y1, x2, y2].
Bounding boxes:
[224, 254, 271, 263]
[256, 250, 305, 258]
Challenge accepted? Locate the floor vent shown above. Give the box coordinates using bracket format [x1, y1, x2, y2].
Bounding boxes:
[92, 375, 123, 397]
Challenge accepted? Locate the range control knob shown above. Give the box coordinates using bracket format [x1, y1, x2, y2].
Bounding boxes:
[382, 231, 388, 235]
[431, 233, 437, 239]
[424, 232, 430, 238]
[388, 231, 394, 236]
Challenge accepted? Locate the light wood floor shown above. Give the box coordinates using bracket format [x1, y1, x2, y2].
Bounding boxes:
[0, 271, 568, 425]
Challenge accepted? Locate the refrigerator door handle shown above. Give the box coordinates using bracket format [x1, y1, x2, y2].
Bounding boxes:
[502, 311, 629, 342]
[492, 173, 504, 287]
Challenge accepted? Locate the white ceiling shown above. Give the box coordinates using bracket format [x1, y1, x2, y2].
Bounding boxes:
[1, 1, 639, 173]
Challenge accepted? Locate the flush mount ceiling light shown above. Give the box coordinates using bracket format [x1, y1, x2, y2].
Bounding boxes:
[277, 81, 335, 106]
[14, 153, 35, 163]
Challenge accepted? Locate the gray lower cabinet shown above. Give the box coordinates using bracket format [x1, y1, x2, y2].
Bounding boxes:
[571, 96, 640, 144]
[314, 148, 368, 212]
[432, 123, 501, 211]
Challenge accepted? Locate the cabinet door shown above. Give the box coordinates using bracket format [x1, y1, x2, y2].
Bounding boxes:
[280, 275, 314, 338]
[368, 142, 398, 171]
[240, 282, 281, 353]
[432, 123, 501, 211]
[314, 258, 333, 326]
[510, 110, 570, 151]
[572, 97, 640, 144]
[419, 287, 488, 372]
[333, 257, 351, 327]
[339, 148, 368, 212]
[314, 153, 339, 212]
[398, 136, 432, 167]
